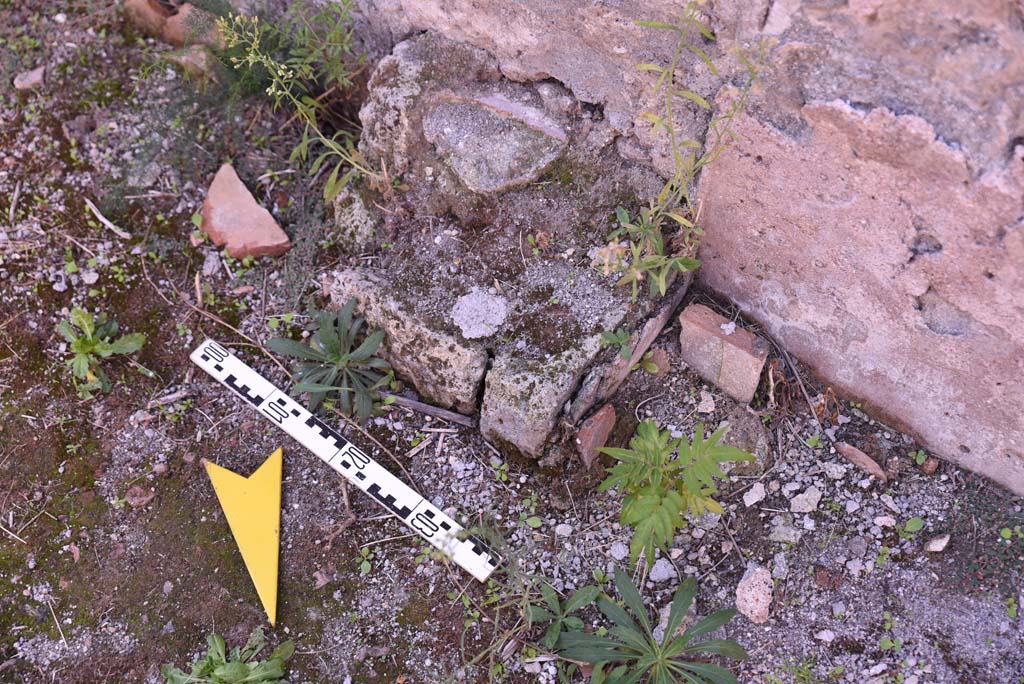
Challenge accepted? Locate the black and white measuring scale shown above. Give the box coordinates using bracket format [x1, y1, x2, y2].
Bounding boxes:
[191, 339, 499, 582]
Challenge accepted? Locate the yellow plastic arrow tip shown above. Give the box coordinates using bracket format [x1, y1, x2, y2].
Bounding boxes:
[205, 448, 282, 625]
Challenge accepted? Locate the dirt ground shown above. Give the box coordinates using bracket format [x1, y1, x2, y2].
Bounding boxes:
[1, 3, 1021, 684]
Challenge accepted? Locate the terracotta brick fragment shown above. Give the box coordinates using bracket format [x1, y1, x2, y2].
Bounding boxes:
[678, 304, 769, 404]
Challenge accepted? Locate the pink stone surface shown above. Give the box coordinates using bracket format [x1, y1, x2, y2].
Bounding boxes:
[13, 66, 45, 91]
[735, 565, 773, 624]
[699, 99, 1024, 494]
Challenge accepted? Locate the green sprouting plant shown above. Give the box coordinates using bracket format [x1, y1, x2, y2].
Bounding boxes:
[57, 308, 146, 398]
[607, 206, 701, 302]
[633, 351, 661, 375]
[217, 8, 382, 202]
[601, 4, 769, 301]
[492, 460, 509, 483]
[897, 516, 924, 540]
[878, 612, 903, 653]
[908, 449, 927, 466]
[357, 546, 374, 574]
[600, 328, 633, 360]
[161, 626, 294, 684]
[520, 492, 542, 528]
[557, 569, 747, 684]
[267, 299, 393, 422]
[528, 583, 600, 649]
[598, 419, 753, 567]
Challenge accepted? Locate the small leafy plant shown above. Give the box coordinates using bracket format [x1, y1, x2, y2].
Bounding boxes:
[57, 308, 146, 398]
[599, 419, 753, 567]
[557, 569, 747, 684]
[896, 516, 924, 540]
[599, 4, 769, 302]
[528, 582, 601, 649]
[268, 299, 393, 422]
[217, 6, 382, 202]
[600, 328, 633, 360]
[878, 611, 903, 653]
[607, 206, 701, 302]
[161, 626, 294, 684]
[357, 545, 374, 574]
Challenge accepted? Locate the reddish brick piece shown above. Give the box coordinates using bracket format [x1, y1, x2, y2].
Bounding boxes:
[678, 304, 769, 404]
[201, 164, 291, 259]
[575, 403, 616, 468]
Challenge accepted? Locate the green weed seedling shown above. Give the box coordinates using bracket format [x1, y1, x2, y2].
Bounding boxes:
[57, 307, 146, 398]
[357, 546, 374, 574]
[557, 569, 747, 684]
[879, 611, 903, 653]
[897, 517, 924, 540]
[600, 327, 633, 360]
[268, 299, 393, 422]
[217, 3, 382, 202]
[599, 419, 753, 567]
[597, 4, 770, 302]
[527, 582, 600, 649]
[492, 460, 509, 483]
[161, 626, 294, 684]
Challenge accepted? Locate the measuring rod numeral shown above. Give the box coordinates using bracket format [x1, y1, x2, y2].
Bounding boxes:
[330, 443, 370, 472]
[189, 340, 499, 582]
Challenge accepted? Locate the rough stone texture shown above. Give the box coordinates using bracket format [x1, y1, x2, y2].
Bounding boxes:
[13, 66, 45, 91]
[790, 486, 822, 514]
[700, 94, 1024, 493]
[575, 403, 616, 468]
[481, 335, 603, 458]
[357, 33, 500, 183]
[678, 304, 769, 404]
[123, 0, 169, 38]
[165, 46, 219, 83]
[353, 0, 698, 177]
[720, 404, 771, 476]
[324, 268, 488, 413]
[735, 563, 773, 624]
[743, 482, 766, 508]
[349, 0, 1024, 494]
[331, 186, 379, 253]
[200, 164, 291, 259]
[648, 558, 677, 583]
[422, 94, 567, 193]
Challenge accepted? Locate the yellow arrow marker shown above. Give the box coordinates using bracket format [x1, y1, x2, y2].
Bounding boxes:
[205, 448, 282, 625]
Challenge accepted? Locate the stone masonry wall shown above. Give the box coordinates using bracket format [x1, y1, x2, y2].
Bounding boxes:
[350, 0, 1024, 494]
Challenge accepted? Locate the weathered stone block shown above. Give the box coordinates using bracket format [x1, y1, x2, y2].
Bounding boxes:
[422, 93, 567, 194]
[678, 304, 768, 404]
[324, 268, 487, 413]
[481, 336, 602, 458]
[349, 0, 1024, 495]
[331, 187, 379, 254]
